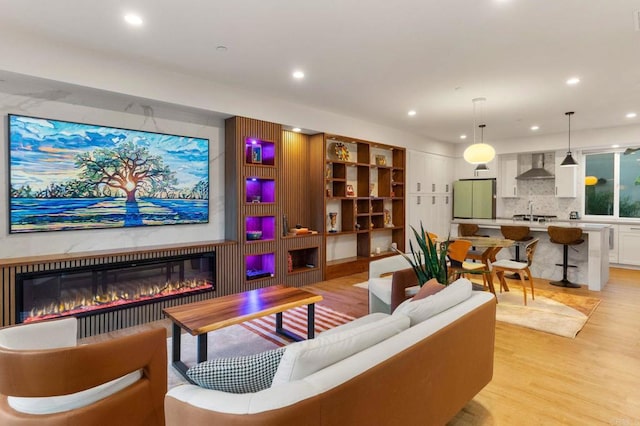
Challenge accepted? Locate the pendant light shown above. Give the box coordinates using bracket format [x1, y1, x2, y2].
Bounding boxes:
[464, 97, 496, 168]
[560, 111, 578, 167]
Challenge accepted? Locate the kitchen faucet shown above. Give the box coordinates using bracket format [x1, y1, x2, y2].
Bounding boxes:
[528, 200, 534, 222]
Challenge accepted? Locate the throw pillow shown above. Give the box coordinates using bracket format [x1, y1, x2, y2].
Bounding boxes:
[271, 313, 410, 386]
[186, 347, 286, 393]
[393, 278, 472, 326]
[412, 278, 445, 301]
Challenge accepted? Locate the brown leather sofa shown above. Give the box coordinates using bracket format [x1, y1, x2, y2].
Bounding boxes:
[165, 290, 496, 425]
[0, 318, 167, 426]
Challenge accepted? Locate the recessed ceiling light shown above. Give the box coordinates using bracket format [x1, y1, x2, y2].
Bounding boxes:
[124, 13, 143, 26]
[566, 77, 580, 85]
[292, 127, 301, 132]
[460, 134, 467, 140]
[530, 125, 539, 131]
[407, 110, 417, 116]
[292, 70, 305, 79]
[612, 144, 620, 148]
[626, 112, 637, 118]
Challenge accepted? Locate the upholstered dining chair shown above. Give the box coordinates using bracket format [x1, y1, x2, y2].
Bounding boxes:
[447, 239, 492, 293]
[491, 239, 539, 305]
[0, 317, 167, 426]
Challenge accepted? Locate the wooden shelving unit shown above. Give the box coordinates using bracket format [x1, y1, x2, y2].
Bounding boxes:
[310, 133, 406, 280]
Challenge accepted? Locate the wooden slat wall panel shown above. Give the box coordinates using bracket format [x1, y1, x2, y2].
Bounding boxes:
[0, 242, 246, 337]
[281, 131, 311, 230]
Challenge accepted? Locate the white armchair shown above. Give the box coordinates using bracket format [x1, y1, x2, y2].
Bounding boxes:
[368, 255, 419, 313]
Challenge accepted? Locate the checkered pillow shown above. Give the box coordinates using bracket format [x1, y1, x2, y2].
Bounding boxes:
[186, 347, 286, 393]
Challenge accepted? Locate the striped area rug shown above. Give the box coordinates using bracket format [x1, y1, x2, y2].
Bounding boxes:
[240, 305, 356, 346]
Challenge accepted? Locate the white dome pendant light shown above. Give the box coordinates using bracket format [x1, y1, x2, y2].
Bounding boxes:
[463, 97, 496, 169]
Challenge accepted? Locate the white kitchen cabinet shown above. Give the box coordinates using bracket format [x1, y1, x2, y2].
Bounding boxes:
[455, 157, 497, 180]
[499, 154, 519, 198]
[608, 224, 618, 264]
[407, 150, 428, 193]
[406, 193, 451, 248]
[554, 151, 577, 197]
[617, 224, 640, 265]
[407, 151, 453, 194]
[428, 154, 453, 193]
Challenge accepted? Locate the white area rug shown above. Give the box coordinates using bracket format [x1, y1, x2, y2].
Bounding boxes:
[353, 281, 369, 289]
[495, 288, 590, 338]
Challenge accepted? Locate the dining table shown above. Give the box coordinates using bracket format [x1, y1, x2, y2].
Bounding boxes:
[453, 236, 514, 295]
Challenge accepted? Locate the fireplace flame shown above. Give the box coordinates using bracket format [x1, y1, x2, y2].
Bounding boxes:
[24, 278, 212, 323]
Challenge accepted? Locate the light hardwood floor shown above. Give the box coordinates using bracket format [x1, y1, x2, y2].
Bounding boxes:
[84, 267, 640, 424]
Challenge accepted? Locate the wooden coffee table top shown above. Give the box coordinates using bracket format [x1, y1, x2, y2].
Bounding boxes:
[163, 285, 323, 336]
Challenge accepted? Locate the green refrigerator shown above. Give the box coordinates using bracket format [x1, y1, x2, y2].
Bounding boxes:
[452, 179, 496, 219]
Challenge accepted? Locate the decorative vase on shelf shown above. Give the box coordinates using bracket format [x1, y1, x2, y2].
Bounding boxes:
[328, 212, 338, 233]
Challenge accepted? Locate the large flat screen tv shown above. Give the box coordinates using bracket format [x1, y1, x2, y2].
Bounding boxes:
[8, 114, 209, 233]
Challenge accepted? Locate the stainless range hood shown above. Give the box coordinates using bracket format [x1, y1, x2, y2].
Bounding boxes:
[515, 153, 554, 180]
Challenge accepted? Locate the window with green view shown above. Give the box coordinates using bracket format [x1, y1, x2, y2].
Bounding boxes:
[584, 150, 640, 218]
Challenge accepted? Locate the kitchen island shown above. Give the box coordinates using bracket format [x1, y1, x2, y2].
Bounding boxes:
[451, 219, 610, 291]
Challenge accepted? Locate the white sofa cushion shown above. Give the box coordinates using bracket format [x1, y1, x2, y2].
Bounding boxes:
[271, 313, 410, 386]
[320, 312, 390, 336]
[393, 278, 473, 326]
[8, 370, 142, 415]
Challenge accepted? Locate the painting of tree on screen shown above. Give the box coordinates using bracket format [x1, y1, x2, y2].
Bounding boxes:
[9, 114, 209, 233]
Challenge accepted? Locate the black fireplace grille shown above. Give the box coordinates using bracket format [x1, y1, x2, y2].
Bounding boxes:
[16, 252, 215, 324]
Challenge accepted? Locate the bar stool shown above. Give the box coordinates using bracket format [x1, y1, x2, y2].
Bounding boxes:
[547, 226, 584, 288]
[458, 224, 485, 238]
[500, 225, 533, 263]
[457, 224, 489, 263]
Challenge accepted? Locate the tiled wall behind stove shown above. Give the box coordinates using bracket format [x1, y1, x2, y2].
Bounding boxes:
[500, 179, 581, 221]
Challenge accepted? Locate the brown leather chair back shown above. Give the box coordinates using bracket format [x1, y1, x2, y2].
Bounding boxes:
[0, 327, 167, 426]
[458, 224, 480, 237]
[547, 226, 583, 245]
[500, 225, 532, 242]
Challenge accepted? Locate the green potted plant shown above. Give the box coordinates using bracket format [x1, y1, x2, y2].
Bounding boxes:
[394, 222, 450, 286]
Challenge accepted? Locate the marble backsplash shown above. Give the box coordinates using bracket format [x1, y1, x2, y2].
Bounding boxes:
[499, 179, 582, 221]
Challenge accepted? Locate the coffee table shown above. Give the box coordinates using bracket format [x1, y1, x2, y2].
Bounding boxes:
[163, 284, 323, 378]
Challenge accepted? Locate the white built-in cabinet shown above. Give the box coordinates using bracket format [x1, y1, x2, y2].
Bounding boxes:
[455, 157, 497, 180]
[406, 150, 453, 246]
[499, 154, 519, 198]
[617, 224, 640, 265]
[407, 150, 428, 193]
[554, 151, 577, 197]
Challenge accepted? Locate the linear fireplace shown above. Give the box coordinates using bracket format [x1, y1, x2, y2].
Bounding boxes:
[16, 252, 216, 324]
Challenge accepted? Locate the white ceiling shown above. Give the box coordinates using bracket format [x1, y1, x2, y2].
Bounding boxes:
[2, 0, 640, 144]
